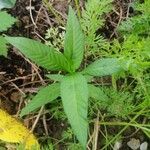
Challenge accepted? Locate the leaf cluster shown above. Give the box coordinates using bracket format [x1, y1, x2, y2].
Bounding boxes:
[5, 6, 122, 149]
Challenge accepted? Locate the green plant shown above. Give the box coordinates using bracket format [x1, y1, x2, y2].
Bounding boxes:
[89, 87, 134, 119]
[118, 0, 150, 36]
[106, 0, 150, 101]
[0, 0, 16, 56]
[45, 27, 65, 51]
[5, 7, 122, 149]
[81, 0, 113, 56]
[94, 1, 150, 148]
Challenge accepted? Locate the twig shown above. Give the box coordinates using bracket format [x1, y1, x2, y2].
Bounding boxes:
[29, 0, 37, 27]
[43, 114, 49, 135]
[31, 106, 44, 132]
[92, 111, 100, 150]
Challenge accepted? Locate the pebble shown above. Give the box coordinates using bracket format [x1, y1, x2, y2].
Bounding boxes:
[140, 142, 148, 150]
[127, 138, 140, 150]
[113, 141, 122, 150]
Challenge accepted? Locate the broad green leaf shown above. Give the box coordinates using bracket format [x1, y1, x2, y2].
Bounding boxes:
[82, 58, 122, 77]
[0, 0, 16, 9]
[61, 73, 88, 148]
[88, 84, 109, 102]
[0, 36, 8, 56]
[0, 11, 16, 32]
[20, 83, 60, 117]
[46, 74, 64, 81]
[64, 7, 84, 70]
[5, 36, 71, 72]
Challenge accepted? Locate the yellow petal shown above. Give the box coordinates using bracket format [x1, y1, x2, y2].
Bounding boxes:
[0, 109, 40, 149]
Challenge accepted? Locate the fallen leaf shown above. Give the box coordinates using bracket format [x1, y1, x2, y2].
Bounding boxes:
[0, 109, 40, 149]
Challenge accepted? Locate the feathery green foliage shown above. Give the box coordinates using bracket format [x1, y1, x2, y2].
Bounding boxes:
[81, 0, 113, 55]
[119, 0, 150, 36]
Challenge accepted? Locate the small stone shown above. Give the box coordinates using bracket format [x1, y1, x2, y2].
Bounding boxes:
[113, 141, 122, 150]
[140, 142, 148, 150]
[26, 6, 35, 10]
[127, 138, 140, 150]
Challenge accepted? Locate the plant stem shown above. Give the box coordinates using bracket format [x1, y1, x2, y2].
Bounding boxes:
[74, 0, 81, 19]
[112, 75, 117, 90]
[99, 121, 150, 129]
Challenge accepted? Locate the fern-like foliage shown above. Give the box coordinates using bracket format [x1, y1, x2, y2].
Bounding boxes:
[109, 35, 150, 76]
[105, 89, 134, 119]
[118, 0, 150, 36]
[90, 88, 134, 119]
[81, 0, 113, 55]
[105, 0, 150, 109]
[104, 0, 150, 78]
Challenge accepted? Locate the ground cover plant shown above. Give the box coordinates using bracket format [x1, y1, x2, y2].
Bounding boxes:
[0, 0, 149, 149]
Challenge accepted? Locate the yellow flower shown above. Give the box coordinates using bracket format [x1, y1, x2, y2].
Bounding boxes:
[0, 109, 40, 149]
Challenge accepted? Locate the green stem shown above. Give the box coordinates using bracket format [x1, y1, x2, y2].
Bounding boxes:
[74, 0, 81, 19]
[112, 75, 117, 90]
[99, 121, 150, 129]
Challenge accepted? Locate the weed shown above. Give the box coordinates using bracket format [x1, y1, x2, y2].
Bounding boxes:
[45, 27, 65, 51]
[5, 6, 122, 149]
[94, 0, 150, 148]
[81, 0, 113, 56]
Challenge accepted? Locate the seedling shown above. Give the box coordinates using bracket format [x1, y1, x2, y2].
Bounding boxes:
[5, 7, 122, 149]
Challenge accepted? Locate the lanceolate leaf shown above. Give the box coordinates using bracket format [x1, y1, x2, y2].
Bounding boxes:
[0, 36, 8, 56]
[0, 11, 16, 32]
[5, 37, 71, 72]
[82, 58, 122, 77]
[64, 7, 84, 70]
[0, 0, 16, 9]
[61, 73, 88, 148]
[20, 83, 60, 117]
